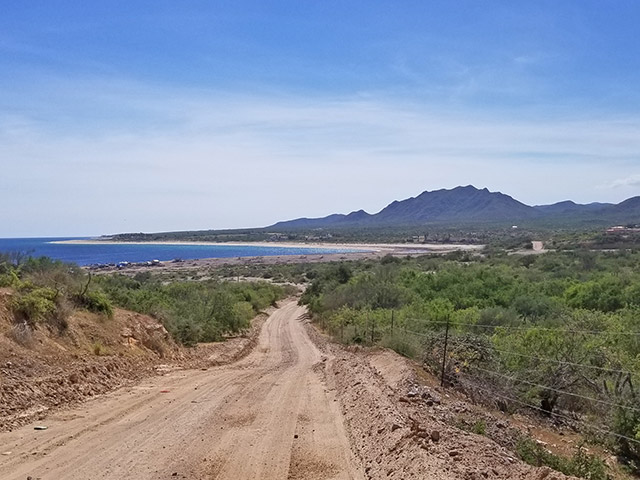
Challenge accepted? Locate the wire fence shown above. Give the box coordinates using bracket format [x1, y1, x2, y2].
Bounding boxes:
[375, 319, 640, 450]
[459, 373, 640, 446]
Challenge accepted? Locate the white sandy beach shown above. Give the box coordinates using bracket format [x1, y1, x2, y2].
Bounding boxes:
[51, 238, 483, 253]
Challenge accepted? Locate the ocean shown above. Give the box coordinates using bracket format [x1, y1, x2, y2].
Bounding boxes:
[0, 238, 358, 266]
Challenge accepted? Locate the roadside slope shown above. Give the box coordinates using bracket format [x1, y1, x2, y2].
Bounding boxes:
[304, 323, 574, 480]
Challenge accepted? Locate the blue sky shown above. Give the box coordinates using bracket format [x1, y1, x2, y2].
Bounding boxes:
[2, 1, 640, 236]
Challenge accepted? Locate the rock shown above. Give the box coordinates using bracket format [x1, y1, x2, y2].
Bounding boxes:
[449, 450, 460, 457]
[537, 467, 553, 479]
[391, 423, 401, 432]
[430, 430, 440, 442]
[604, 455, 618, 469]
[121, 327, 133, 338]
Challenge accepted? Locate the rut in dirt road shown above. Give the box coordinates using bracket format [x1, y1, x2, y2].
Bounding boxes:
[0, 301, 364, 480]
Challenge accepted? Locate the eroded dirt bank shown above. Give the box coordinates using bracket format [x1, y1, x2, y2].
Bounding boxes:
[0, 286, 273, 432]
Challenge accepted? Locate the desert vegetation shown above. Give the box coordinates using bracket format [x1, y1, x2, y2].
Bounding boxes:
[94, 273, 291, 345]
[0, 253, 289, 346]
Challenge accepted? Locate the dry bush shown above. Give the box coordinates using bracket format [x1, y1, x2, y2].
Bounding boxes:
[142, 332, 168, 358]
[8, 321, 35, 347]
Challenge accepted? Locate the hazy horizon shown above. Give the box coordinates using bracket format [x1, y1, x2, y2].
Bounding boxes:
[3, 2, 640, 236]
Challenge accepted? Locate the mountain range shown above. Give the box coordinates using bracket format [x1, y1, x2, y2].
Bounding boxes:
[270, 186, 640, 229]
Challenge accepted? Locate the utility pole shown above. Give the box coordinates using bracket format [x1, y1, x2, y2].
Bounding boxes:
[440, 318, 450, 388]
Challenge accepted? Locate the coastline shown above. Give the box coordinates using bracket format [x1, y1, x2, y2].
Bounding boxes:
[50, 238, 482, 253]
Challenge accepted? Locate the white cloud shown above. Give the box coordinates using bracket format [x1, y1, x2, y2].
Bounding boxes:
[2, 75, 640, 236]
[608, 174, 640, 189]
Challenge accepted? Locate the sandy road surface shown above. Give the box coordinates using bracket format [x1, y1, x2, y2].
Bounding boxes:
[0, 301, 363, 480]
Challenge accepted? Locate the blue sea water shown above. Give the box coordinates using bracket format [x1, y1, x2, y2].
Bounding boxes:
[0, 237, 359, 266]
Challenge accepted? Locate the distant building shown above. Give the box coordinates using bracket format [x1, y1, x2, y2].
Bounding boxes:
[606, 225, 640, 234]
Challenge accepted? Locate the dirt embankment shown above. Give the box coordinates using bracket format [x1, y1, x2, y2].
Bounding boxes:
[305, 324, 573, 480]
[0, 288, 272, 432]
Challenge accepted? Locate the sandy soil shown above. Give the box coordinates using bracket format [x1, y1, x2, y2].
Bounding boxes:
[0, 301, 364, 480]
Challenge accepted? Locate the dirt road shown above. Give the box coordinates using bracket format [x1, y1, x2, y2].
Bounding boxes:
[0, 301, 363, 480]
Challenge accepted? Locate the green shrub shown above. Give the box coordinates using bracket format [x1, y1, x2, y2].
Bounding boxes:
[77, 290, 114, 317]
[516, 437, 610, 480]
[611, 406, 640, 473]
[232, 301, 256, 330]
[381, 332, 419, 358]
[94, 275, 285, 346]
[11, 287, 58, 325]
[471, 420, 486, 435]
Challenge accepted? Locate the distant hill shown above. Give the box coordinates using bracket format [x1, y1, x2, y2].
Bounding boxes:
[532, 200, 613, 215]
[270, 186, 640, 229]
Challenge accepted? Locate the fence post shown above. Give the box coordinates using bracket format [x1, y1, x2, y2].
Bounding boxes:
[440, 318, 450, 388]
[391, 310, 394, 334]
[370, 313, 375, 343]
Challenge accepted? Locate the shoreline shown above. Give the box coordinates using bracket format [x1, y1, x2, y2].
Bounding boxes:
[51, 238, 482, 253]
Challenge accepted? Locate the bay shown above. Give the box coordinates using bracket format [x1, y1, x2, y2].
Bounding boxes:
[0, 237, 358, 266]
